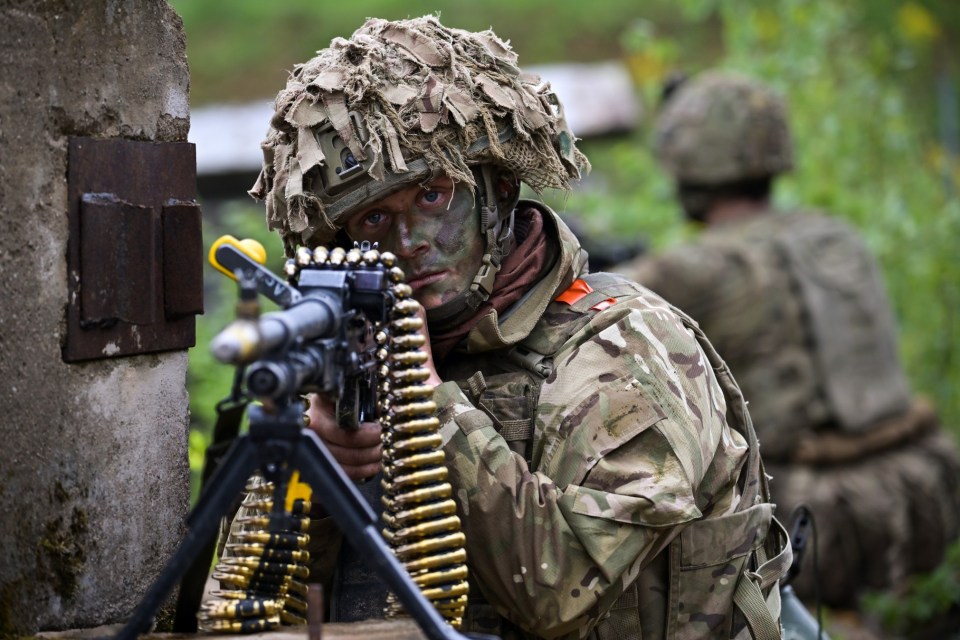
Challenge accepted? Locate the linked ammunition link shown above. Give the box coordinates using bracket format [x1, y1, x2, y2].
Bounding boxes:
[197, 476, 311, 632]
[199, 244, 468, 632]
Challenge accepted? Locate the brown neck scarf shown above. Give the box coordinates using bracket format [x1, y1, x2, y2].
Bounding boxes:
[430, 207, 553, 361]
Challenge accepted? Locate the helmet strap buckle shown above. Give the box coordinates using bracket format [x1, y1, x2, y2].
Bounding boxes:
[469, 251, 501, 302]
[462, 166, 519, 311]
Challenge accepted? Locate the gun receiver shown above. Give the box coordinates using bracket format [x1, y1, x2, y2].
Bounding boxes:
[209, 239, 391, 427]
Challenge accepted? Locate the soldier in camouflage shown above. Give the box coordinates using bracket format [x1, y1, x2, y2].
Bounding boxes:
[251, 19, 790, 639]
[617, 70, 960, 609]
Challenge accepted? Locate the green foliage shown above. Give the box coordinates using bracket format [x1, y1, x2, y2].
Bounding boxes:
[554, 0, 960, 440]
[862, 539, 960, 634]
[169, 0, 679, 106]
[541, 133, 697, 253]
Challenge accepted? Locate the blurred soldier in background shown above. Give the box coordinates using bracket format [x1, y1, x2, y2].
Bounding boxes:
[246, 20, 790, 639]
[617, 70, 960, 609]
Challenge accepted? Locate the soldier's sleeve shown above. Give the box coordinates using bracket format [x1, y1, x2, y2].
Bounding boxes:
[433, 295, 735, 638]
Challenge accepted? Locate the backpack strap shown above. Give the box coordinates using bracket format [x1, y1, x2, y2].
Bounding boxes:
[507, 343, 555, 379]
[734, 517, 792, 640]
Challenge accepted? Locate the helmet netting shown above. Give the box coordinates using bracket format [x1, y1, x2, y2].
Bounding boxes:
[249, 15, 590, 250]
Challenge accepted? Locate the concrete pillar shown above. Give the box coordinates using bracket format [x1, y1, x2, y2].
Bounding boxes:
[0, 1, 192, 633]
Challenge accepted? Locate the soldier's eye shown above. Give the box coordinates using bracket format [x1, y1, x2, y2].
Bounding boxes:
[365, 212, 384, 226]
[416, 178, 453, 208]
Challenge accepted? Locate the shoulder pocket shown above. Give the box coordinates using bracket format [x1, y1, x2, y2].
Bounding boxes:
[541, 373, 666, 486]
[678, 503, 772, 569]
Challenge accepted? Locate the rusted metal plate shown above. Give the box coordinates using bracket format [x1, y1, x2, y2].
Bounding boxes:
[162, 200, 204, 319]
[79, 193, 159, 326]
[64, 136, 203, 362]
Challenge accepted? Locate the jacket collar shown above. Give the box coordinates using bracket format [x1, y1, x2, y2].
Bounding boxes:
[464, 201, 588, 353]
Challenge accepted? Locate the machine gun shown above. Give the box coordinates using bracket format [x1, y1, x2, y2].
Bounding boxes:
[116, 237, 480, 640]
[209, 237, 388, 428]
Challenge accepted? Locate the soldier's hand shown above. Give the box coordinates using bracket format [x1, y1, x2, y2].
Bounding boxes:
[305, 393, 382, 481]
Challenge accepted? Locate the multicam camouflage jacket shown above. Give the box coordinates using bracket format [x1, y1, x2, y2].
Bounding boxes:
[617, 210, 912, 463]
[312, 204, 789, 639]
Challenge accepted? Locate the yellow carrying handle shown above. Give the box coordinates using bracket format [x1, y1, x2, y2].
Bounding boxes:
[208, 235, 268, 280]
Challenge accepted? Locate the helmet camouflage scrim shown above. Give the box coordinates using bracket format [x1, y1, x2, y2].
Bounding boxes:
[653, 71, 793, 185]
[250, 15, 590, 257]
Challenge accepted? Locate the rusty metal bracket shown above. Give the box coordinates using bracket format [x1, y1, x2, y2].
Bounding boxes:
[64, 136, 203, 362]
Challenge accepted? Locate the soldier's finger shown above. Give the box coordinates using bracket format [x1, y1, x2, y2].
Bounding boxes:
[322, 420, 382, 448]
[325, 441, 382, 466]
[305, 394, 337, 435]
[340, 461, 382, 482]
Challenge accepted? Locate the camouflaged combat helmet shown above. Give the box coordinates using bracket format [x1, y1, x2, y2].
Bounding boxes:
[653, 71, 793, 185]
[250, 16, 589, 313]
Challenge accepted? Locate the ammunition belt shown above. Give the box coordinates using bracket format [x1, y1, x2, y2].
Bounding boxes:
[198, 245, 469, 631]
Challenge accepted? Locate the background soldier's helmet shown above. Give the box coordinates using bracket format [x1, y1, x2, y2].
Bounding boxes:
[250, 16, 590, 255]
[653, 71, 794, 185]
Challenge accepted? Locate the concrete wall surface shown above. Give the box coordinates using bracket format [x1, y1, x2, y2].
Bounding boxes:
[0, 1, 192, 633]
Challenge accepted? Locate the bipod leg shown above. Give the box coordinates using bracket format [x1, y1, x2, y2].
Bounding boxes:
[294, 426, 472, 640]
[173, 394, 249, 632]
[114, 437, 261, 640]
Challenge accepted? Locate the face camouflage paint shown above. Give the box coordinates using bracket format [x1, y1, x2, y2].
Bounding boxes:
[344, 177, 484, 310]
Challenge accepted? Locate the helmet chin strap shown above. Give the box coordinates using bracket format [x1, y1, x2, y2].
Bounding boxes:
[426, 165, 519, 331]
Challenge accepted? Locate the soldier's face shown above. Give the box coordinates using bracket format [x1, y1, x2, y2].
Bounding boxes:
[344, 177, 484, 310]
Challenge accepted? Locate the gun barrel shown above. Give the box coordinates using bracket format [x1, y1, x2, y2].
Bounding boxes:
[210, 320, 261, 365]
[259, 297, 340, 352]
[211, 297, 340, 365]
